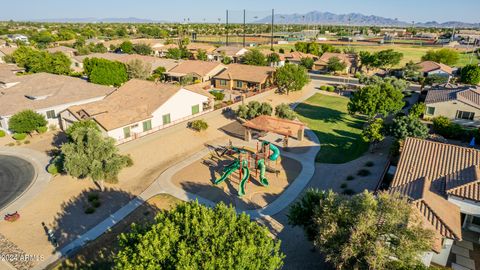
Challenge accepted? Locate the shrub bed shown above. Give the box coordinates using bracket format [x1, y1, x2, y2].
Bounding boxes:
[189, 119, 209, 132]
[12, 133, 27, 140]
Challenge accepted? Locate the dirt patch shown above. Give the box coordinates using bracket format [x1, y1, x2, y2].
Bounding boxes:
[171, 152, 302, 210]
[49, 194, 181, 270]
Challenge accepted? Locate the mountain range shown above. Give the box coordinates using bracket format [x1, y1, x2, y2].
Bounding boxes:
[256, 11, 480, 28]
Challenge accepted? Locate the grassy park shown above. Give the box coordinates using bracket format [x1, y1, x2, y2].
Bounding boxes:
[295, 93, 369, 164]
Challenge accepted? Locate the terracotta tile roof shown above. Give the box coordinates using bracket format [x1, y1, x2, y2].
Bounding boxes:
[213, 63, 275, 83]
[418, 61, 453, 74]
[68, 79, 210, 131]
[390, 138, 480, 245]
[425, 86, 480, 109]
[74, 53, 181, 72]
[242, 115, 304, 137]
[166, 60, 225, 77]
[314, 52, 354, 66]
[0, 73, 113, 116]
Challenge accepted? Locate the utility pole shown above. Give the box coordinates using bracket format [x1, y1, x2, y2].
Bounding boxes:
[243, 9, 246, 48]
[226, 10, 229, 46]
[271, 9, 274, 50]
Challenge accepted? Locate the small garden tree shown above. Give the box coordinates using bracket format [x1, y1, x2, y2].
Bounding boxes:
[267, 52, 280, 65]
[196, 49, 208, 61]
[61, 125, 132, 190]
[460, 64, 480, 85]
[375, 49, 403, 71]
[348, 82, 405, 119]
[422, 48, 459, 66]
[133, 43, 152, 55]
[362, 118, 385, 144]
[275, 103, 296, 120]
[83, 57, 128, 86]
[299, 57, 314, 70]
[114, 201, 284, 269]
[236, 101, 272, 120]
[275, 64, 310, 95]
[242, 49, 267, 66]
[389, 116, 429, 140]
[288, 189, 434, 270]
[326, 56, 347, 73]
[189, 119, 208, 132]
[126, 59, 152, 80]
[119, 40, 134, 54]
[148, 66, 166, 81]
[8, 110, 47, 134]
[409, 102, 426, 118]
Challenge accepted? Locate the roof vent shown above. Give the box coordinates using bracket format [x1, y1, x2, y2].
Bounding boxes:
[25, 94, 51, 100]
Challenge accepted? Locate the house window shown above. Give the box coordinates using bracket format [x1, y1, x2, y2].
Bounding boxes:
[123, 127, 131, 138]
[236, 81, 243, 88]
[142, 120, 152, 132]
[426, 107, 435, 115]
[192, 104, 200, 115]
[456, 110, 475, 121]
[219, 80, 227, 86]
[162, 114, 171, 125]
[46, 110, 56, 119]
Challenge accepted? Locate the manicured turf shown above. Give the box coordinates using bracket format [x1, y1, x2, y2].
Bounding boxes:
[295, 94, 369, 164]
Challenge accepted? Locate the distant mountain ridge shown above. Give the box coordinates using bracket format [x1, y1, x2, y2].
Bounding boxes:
[256, 11, 480, 28]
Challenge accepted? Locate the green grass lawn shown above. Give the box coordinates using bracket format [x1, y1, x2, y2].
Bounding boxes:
[295, 94, 369, 164]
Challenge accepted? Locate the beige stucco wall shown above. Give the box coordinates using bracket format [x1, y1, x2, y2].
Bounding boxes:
[425, 100, 480, 124]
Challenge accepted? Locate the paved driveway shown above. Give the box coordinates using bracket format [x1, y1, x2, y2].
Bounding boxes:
[0, 155, 35, 210]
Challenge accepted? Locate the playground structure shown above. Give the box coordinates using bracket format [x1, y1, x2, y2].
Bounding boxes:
[214, 140, 281, 197]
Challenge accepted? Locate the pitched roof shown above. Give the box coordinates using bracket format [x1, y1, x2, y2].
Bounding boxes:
[390, 138, 480, 246]
[0, 63, 24, 83]
[46, 46, 77, 54]
[0, 46, 17, 56]
[314, 52, 354, 66]
[67, 79, 210, 131]
[283, 51, 319, 61]
[418, 61, 453, 74]
[425, 86, 480, 109]
[74, 53, 181, 72]
[213, 63, 275, 83]
[0, 73, 113, 116]
[187, 43, 216, 53]
[214, 46, 246, 57]
[166, 60, 225, 77]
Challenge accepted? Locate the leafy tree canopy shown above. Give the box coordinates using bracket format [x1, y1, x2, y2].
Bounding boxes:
[460, 64, 480, 85]
[299, 57, 314, 70]
[12, 46, 71, 75]
[275, 103, 296, 120]
[236, 101, 273, 120]
[242, 49, 267, 66]
[126, 59, 152, 80]
[83, 57, 128, 86]
[362, 118, 385, 143]
[421, 48, 459, 66]
[389, 115, 429, 140]
[8, 110, 47, 134]
[114, 201, 284, 270]
[348, 81, 405, 118]
[327, 56, 347, 73]
[274, 63, 310, 95]
[119, 40, 134, 54]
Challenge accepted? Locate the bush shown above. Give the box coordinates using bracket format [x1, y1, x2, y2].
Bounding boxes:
[432, 116, 466, 140]
[275, 103, 295, 120]
[236, 101, 272, 120]
[340, 183, 348, 189]
[357, 169, 371, 177]
[23, 140, 30, 144]
[319, 85, 327, 91]
[88, 193, 100, 202]
[326, 86, 335, 92]
[0, 130, 5, 137]
[209, 91, 225, 101]
[189, 119, 209, 132]
[6, 142, 14, 147]
[47, 163, 59, 175]
[365, 161, 374, 167]
[91, 200, 101, 208]
[8, 110, 48, 134]
[37, 126, 48, 134]
[346, 175, 355, 181]
[12, 133, 27, 140]
[84, 207, 95, 214]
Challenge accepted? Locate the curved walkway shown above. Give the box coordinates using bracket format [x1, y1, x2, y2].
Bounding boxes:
[34, 88, 321, 270]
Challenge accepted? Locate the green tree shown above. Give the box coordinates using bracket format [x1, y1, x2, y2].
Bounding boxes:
[288, 190, 434, 270]
[300, 57, 314, 69]
[359, 51, 378, 72]
[375, 49, 403, 71]
[8, 110, 47, 134]
[236, 101, 272, 120]
[327, 56, 347, 73]
[133, 43, 152, 55]
[148, 66, 166, 81]
[409, 102, 426, 118]
[403, 60, 422, 80]
[126, 59, 152, 80]
[460, 64, 480, 85]
[422, 48, 459, 66]
[221, 55, 233, 64]
[61, 125, 132, 190]
[362, 118, 385, 143]
[12, 46, 71, 75]
[114, 201, 284, 269]
[275, 64, 310, 95]
[424, 74, 449, 86]
[267, 53, 280, 65]
[83, 57, 128, 86]
[243, 49, 267, 66]
[348, 82, 405, 119]
[275, 103, 296, 120]
[389, 116, 429, 140]
[119, 40, 134, 54]
[65, 119, 99, 139]
[196, 49, 208, 61]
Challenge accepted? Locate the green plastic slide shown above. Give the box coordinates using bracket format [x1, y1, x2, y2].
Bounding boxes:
[263, 141, 280, 161]
[257, 159, 269, 186]
[238, 160, 250, 197]
[214, 159, 240, 185]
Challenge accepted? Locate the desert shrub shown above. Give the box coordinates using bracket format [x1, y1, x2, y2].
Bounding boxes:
[8, 110, 47, 134]
[365, 161, 374, 167]
[275, 103, 295, 120]
[24, 140, 30, 144]
[357, 169, 371, 177]
[210, 91, 225, 101]
[340, 183, 348, 189]
[12, 133, 27, 140]
[47, 163, 59, 175]
[189, 119, 209, 132]
[6, 142, 15, 147]
[0, 130, 5, 137]
[91, 200, 101, 208]
[84, 207, 95, 214]
[346, 175, 355, 181]
[326, 86, 335, 92]
[88, 193, 100, 202]
[320, 85, 327, 91]
[37, 126, 48, 133]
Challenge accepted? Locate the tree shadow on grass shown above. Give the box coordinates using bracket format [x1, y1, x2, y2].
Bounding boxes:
[313, 129, 369, 164]
[295, 103, 346, 124]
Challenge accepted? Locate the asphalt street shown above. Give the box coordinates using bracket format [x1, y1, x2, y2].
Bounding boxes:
[0, 155, 35, 211]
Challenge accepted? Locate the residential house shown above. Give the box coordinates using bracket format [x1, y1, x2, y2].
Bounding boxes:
[164, 60, 225, 83]
[0, 72, 113, 132]
[418, 61, 453, 78]
[72, 53, 180, 73]
[213, 64, 275, 92]
[312, 52, 357, 74]
[424, 85, 480, 126]
[0, 46, 17, 63]
[283, 51, 319, 65]
[61, 79, 214, 144]
[389, 137, 480, 267]
[156, 44, 179, 58]
[7, 34, 29, 44]
[213, 46, 249, 63]
[186, 43, 217, 60]
[46, 46, 78, 58]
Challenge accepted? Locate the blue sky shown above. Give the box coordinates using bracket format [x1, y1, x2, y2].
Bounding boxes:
[2, 0, 479, 23]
